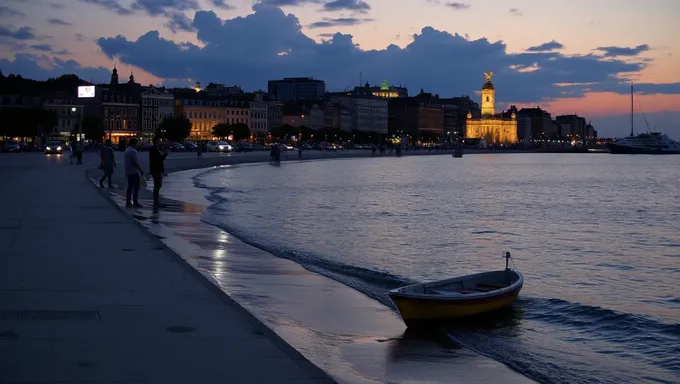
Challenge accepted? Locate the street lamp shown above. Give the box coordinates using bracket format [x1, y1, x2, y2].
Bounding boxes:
[71, 107, 82, 150]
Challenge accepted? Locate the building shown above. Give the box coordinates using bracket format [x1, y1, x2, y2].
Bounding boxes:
[248, 93, 268, 134]
[266, 100, 283, 132]
[267, 77, 325, 102]
[102, 71, 141, 143]
[175, 97, 227, 141]
[204, 83, 243, 97]
[387, 93, 444, 138]
[517, 107, 553, 139]
[353, 80, 408, 98]
[328, 94, 388, 134]
[42, 95, 84, 138]
[141, 86, 174, 140]
[282, 101, 324, 130]
[556, 114, 587, 139]
[465, 72, 518, 144]
[224, 100, 250, 128]
[440, 96, 479, 138]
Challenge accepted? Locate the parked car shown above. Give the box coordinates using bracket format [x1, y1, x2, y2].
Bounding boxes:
[183, 141, 198, 151]
[3, 140, 21, 153]
[44, 141, 64, 154]
[167, 142, 186, 152]
[139, 142, 153, 151]
[235, 142, 253, 152]
[206, 141, 232, 152]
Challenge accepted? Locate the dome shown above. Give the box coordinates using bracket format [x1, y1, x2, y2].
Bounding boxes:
[482, 81, 495, 90]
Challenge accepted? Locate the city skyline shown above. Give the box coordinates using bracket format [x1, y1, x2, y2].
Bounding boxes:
[1, 0, 679, 138]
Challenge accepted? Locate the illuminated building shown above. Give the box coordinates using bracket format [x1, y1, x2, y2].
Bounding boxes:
[102, 70, 141, 143]
[141, 86, 174, 140]
[465, 72, 518, 144]
[353, 80, 408, 99]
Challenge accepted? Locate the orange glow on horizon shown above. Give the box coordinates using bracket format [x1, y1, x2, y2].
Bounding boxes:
[543, 92, 680, 117]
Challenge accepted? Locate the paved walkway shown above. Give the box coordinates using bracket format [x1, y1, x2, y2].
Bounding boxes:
[0, 153, 335, 384]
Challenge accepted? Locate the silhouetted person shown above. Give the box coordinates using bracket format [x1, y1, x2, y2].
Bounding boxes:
[149, 136, 168, 209]
[99, 139, 116, 188]
[124, 138, 144, 208]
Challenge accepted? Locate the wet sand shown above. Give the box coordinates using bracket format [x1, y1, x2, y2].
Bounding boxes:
[88, 159, 536, 384]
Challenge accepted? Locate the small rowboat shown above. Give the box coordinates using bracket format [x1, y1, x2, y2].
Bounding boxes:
[389, 252, 523, 327]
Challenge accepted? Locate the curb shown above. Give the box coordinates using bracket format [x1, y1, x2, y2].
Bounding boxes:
[85, 169, 337, 383]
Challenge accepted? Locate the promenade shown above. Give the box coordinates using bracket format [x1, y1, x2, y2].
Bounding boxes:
[0, 153, 335, 384]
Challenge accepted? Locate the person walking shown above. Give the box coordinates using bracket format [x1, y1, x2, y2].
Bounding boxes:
[99, 139, 116, 188]
[149, 136, 168, 209]
[124, 138, 144, 208]
[196, 142, 203, 159]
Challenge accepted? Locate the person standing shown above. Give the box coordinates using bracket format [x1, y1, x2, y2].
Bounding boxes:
[149, 136, 168, 209]
[196, 142, 203, 159]
[99, 139, 116, 188]
[124, 138, 144, 208]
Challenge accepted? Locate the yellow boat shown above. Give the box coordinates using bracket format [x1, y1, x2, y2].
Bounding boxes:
[389, 252, 524, 327]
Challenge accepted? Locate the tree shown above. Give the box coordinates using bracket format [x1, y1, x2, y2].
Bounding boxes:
[72, 116, 105, 141]
[211, 123, 231, 140]
[157, 116, 192, 141]
[230, 123, 250, 142]
[270, 123, 294, 140]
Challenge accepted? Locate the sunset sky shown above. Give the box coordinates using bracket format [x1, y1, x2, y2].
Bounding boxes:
[1, 0, 679, 137]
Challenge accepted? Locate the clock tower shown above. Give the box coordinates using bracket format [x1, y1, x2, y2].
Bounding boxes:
[481, 72, 495, 116]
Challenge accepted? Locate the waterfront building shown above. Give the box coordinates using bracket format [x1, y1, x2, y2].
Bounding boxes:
[141, 86, 174, 140]
[102, 72, 141, 143]
[268, 77, 326, 102]
[248, 93, 268, 134]
[42, 94, 84, 138]
[283, 101, 324, 130]
[465, 72, 518, 144]
[266, 99, 283, 132]
[387, 92, 444, 138]
[175, 96, 227, 141]
[353, 80, 408, 99]
[440, 96, 479, 139]
[517, 106, 553, 140]
[328, 93, 388, 134]
[556, 114, 588, 139]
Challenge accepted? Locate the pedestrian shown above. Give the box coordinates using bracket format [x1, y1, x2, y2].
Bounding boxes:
[149, 135, 168, 209]
[197, 142, 203, 159]
[124, 138, 144, 208]
[99, 139, 116, 188]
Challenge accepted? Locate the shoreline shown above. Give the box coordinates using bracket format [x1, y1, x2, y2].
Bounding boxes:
[85, 151, 537, 383]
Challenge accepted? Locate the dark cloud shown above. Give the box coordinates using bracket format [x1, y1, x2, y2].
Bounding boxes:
[0, 6, 25, 17]
[0, 54, 111, 82]
[89, 6, 673, 104]
[211, 0, 235, 9]
[50, 2, 66, 9]
[318, 33, 335, 38]
[595, 44, 650, 57]
[30, 44, 52, 51]
[166, 12, 196, 33]
[256, 0, 322, 6]
[322, 0, 370, 12]
[55, 49, 71, 55]
[509, 8, 522, 16]
[446, 2, 470, 10]
[527, 40, 564, 52]
[79, 0, 134, 15]
[309, 17, 374, 28]
[0, 25, 36, 40]
[131, 0, 199, 16]
[48, 18, 72, 26]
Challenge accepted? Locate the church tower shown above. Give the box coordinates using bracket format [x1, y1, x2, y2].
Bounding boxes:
[110, 65, 119, 86]
[481, 72, 495, 116]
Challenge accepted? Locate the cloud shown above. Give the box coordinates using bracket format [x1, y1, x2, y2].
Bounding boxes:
[509, 8, 522, 16]
[88, 5, 673, 105]
[48, 18, 72, 26]
[527, 40, 564, 52]
[30, 44, 52, 51]
[166, 12, 196, 33]
[323, 0, 370, 12]
[211, 0, 235, 9]
[131, 0, 199, 16]
[79, 0, 134, 15]
[256, 0, 322, 6]
[55, 49, 71, 55]
[75, 33, 87, 41]
[446, 2, 470, 10]
[0, 6, 25, 17]
[50, 2, 66, 9]
[0, 25, 36, 40]
[0, 53, 111, 82]
[595, 44, 650, 57]
[309, 17, 374, 28]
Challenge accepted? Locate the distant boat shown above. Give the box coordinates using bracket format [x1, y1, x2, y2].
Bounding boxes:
[388, 252, 523, 327]
[607, 84, 680, 154]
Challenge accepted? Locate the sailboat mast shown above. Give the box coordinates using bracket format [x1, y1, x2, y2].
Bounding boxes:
[630, 83, 634, 137]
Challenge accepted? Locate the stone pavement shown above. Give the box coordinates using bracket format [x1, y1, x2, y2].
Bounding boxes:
[0, 153, 335, 384]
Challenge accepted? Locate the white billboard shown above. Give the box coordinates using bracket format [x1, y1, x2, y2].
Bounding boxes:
[77, 85, 95, 98]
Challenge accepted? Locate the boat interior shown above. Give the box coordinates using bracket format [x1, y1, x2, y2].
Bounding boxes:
[406, 270, 520, 296]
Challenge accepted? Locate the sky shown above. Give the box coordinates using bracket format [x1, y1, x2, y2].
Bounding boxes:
[1, 0, 679, 138]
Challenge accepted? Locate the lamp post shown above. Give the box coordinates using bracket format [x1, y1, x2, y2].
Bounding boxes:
[72, 107, 81, 151]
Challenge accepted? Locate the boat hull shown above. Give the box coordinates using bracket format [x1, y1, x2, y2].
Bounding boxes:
[606, 143, 680, 155]
[389, 282, 522, 326]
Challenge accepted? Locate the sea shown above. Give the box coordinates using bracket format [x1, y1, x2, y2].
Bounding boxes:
[191, 153, 680, 384]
